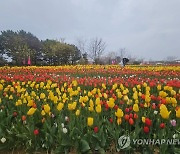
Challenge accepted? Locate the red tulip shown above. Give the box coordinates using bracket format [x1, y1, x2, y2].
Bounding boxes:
[145, 118, 152, 127]
[140, 103, 144, 108]
[133, 113, 138, 119]
[125, 108, 129, 113]
[119, 100, 124, 105]
[141, 94, 145, 99]
[21, 115, 26, 121]
[129, 106, 133, 111]
[33, 103, 37, 108]
[143, 126, 149, 134]
[129, 118, 134, 125]
[129, 113, 133, 118]
[34, 129, 39, 135]
[124, 114, 129, 121]
[104, 103, 109, 110]
[94, 127, 99, 133]
[13, 112, 18, 117]
[160, 99, 166, 105]
[160, 123, 165, 129]
[114, 105, 118, 110]
[152, 103, 156, 110]
[109, 118, 113, 123]
[151, 95, 156, 100]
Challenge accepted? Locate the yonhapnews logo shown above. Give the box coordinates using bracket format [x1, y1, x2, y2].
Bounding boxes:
[118, 135, 180, 149]
[118, 135, 130, 149]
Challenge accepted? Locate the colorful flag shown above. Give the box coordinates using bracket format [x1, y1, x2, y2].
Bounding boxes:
[28, 56, 31, 65]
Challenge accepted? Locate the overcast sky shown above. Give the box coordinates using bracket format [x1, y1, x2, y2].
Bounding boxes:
[0, 0, 180, 61]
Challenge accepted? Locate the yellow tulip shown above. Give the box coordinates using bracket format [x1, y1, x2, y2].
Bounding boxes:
[176, 108, 180, 118]
[102, 83, 106, 89]
[0, 84, 3, 91]
[117, 118, 122, 125]
[133, 104, 139, 112]
[79, 96, 84, 103]
[143, 82, 147, 87]
[53, 96, 58, 104]
[57, 103, 64, 111]
[68, 102, 77, 111]
[44, 104, 50, 113]
[88, 106, 94, 112]
[72, 80, 78, 87]
[88, 91, 92, 97]
[27, 107, 36, 115]
[171, 90, 176, 96]
[117, 92, 122, 98]
[9, 95, 13, 100]
[157, 85, 161, 90]
[98, 92, 102, 97]
[112, 83, 117, 90]
[145, 95, 151, 103]
[103, 93, 108, 99]
[15, 100, 22, 106]
[40, 93, 46, 99]
[41, 110, 46, 116]
[84, 96, 89, 102]
[95, 97, 100, 105]
[171, 98, 177, 107]
[133, 94, 138, 100]
[142, 117, 145, 123]
[96, 105, 101, 113]
[160, 104, 171, 119]
[135, 100, 139, 104]
[87, 117, 94, 126]
[123, 95, 129, 101]
[27, 100, 34, 107]
[75, 109, 80, 116]
[108, 98, 115, 108]
[115, 108, 124, 118]
[77, 87, 81, 92]
[137, 85, 141, 89]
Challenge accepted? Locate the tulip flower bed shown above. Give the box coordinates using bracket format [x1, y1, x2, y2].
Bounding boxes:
[0, 65, 179, 153]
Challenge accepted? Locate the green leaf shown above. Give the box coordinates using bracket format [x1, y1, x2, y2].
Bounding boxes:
[0, 144, 9, 150]
[69, 127, 81, 138]
[80, 139, 90, 153]
[99, 148, 106, 154]
[100, 134, 106, 147]
[61, 135, 72, 146]
[174, 147, 180, 154]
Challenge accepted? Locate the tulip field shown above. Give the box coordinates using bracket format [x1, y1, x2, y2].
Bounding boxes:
[0, 65, 180, 153]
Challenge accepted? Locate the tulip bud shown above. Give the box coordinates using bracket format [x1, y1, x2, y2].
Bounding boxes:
[94, 126, 99, 133]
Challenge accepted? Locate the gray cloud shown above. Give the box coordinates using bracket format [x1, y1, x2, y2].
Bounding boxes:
[0, 0, 180, 60]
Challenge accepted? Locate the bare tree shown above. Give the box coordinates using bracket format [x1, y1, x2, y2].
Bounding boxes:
[58, 38, 65, 43]
[88, 37, 106, 64]
[76, 37, 87, 54]
[165, 56, 176, 62]
[118, 48, 127, 61]
[106, 51, 117, 64]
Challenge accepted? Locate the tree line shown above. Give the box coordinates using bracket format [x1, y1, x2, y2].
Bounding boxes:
[0, 30, 86, 66]
[1, 30, 145, 66]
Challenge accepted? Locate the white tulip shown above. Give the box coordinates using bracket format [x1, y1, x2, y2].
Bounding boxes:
[1, 137, 6, 143]
[54, 122, 58, 127]
[173, 134, 178, 139]
[62, 128, 68, 134]
[61, 123, 65, 128]
[65, 116, 69, 121]
[154, 111, 158, 114]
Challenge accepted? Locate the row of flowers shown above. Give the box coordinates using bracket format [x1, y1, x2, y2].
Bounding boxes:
[0, 65, 179, 153]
